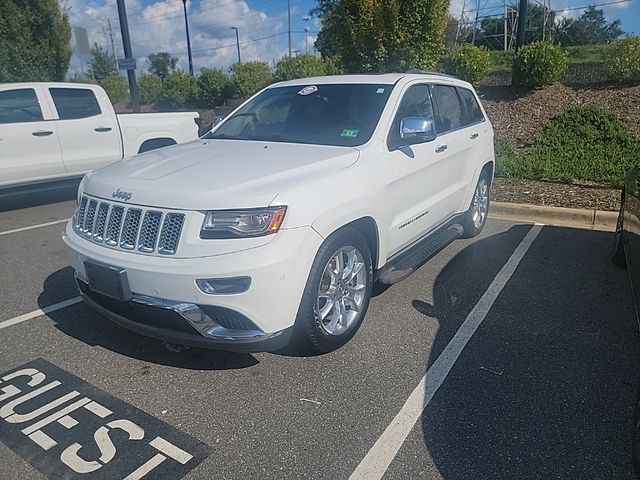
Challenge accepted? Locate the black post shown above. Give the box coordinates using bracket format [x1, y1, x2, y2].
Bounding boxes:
[516, 0, 528, 50]
[231, 27, 241, 64]
[182, 0, 194, 75]
[116, 0, 139, 112]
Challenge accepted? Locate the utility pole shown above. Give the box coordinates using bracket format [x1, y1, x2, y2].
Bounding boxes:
[230, 27, 241, 64]
[515, 0, 528, 50]
[181, 0, 194, 75]
[288, 0, 292, 56]
[503, 1, 508, 51]
[115, 0, 139, 112]
[303, 15, 310, 55]
[107, 18, 117, 68]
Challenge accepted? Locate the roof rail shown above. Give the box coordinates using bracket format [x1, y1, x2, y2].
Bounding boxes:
[404, 69, 458, 79]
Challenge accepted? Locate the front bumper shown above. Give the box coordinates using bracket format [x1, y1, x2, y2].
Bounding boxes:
[63, 222, 324, 352]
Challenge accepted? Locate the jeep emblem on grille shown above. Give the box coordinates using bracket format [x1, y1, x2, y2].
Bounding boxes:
[112, 189, 132, 201]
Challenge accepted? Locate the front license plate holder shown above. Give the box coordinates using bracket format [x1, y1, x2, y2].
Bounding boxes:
[84, 261, 132, 301]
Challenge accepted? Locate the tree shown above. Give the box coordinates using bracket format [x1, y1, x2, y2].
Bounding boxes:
[0, 0, 71, 82]
[230, 61, 273, 99]
[161, 71, 197, 107]
[555, 6, 624, 46]
[98, 74, 129, 104]
[197, 68, 234, 107]
[274, 55, 328, 81]
[147, 52, 178, 80]
[314, 0, 448, 73]
[89, 43, 116, 81]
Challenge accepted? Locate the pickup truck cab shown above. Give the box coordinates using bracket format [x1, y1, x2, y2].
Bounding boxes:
[0, 82, 199, 189]
[63, 73, 494, 354]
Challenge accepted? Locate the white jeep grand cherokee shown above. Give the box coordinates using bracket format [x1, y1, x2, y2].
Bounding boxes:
[63, 73, 494, 354]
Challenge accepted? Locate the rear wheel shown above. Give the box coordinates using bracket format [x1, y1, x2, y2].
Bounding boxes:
[293, 228, 373, 353]
[461, 172, 491, 238]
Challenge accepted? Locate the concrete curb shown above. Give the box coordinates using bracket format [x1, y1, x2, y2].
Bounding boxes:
[489, 201, 618, 230]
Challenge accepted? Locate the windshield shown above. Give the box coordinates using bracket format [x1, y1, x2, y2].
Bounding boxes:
[205, 84, 393, 147]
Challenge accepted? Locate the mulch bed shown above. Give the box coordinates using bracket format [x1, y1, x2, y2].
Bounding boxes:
[479, 83, 640, 149]
[491, 177, 621, 212]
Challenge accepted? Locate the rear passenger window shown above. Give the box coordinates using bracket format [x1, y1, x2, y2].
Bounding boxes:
[50, 88, 101, 120]
[432, 85, 464, 133]
[0, 89, 44, 124]
[458, 88, 484, 125]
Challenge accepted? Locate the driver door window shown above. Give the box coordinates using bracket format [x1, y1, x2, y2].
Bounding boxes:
[388, 84, 435, 146]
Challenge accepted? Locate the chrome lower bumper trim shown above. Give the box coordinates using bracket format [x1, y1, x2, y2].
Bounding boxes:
[130, 294, 267, 341]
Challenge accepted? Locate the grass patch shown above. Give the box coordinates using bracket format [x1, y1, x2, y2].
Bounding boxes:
[494, 106, 640, 187]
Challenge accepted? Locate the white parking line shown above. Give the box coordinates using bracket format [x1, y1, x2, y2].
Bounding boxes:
[0, 297, 82, 330]
[350, 223, 544, 480]
[0, 219, 69, 237]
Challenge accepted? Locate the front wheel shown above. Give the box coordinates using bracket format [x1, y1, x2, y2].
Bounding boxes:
[293, 227, 373, 354]
[461, 173, 491, 238]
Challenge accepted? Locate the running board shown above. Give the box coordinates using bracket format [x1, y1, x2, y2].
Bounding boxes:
[377, 224, 464, 285]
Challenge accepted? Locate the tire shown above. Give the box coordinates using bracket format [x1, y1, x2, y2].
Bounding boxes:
[613, 191, 627, 269]
[461, 172, 491, 238]
[293, 227, 373, 354]
[633, 387, 640, 475]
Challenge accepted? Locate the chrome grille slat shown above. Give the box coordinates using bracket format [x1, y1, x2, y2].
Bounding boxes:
[138, 211, 163, 253]
[158, 213, 185, 255]
[75, 196, 88, 230]
[120, 209, 142, 250]
[93, 203, 110, 242]
[83, 199, 98, 236]
[74, 195, 184, 255]
[105, 205, 125, 246]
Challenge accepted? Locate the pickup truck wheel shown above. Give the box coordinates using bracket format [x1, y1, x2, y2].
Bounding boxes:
[461, 173, 491, 238]
[294, 228, 373, 353]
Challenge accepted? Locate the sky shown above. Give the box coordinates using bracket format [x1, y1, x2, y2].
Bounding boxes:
[64, 0, 640, 77]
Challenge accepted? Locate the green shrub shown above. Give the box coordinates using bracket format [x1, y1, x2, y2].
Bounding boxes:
[322, 55, 345, 75]
[197, 68, 234, 108]
[274, 55, 328, 82]
[607, 37, 640, 83]
[98, 74, 129, 104]
[230, 61, 273, 99]
[513, 42, 569, 87]
[496, 107, 640, 187]
[440, 45, 492, 85]
[494, 139, 521, 178]
[138, 74, 162, 104]
[161, 71, 197, 107]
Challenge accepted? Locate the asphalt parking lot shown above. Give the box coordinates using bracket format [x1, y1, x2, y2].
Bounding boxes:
[1, 190, 639, 480]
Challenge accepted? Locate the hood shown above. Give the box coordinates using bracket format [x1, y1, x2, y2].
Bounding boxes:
[82, 139, 360, 210]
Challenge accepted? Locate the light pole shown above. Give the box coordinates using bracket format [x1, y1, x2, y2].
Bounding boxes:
[230, 27, 241, 64]
[303, 15, 310, 55]
[181, 0, 194, 75]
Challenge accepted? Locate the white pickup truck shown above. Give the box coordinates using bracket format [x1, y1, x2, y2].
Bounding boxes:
[0, 82, 199, 189]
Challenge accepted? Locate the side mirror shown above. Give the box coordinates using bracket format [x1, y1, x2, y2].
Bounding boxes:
[212, 115, 225, 127]
[399, 117, 436, 145]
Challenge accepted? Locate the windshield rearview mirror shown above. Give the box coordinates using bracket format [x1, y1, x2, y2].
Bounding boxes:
[399, 117, 436, 145]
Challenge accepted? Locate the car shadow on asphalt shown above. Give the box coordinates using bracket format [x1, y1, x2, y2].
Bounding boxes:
[38, 267, 260, 371]
[414, 225, 639, 479]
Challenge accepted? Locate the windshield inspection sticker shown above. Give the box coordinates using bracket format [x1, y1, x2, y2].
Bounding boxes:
[341, 129, 359, 138]
[376, 88, 386, 94]
[297, 85, 318, 96]
[0, 359, 209, 479]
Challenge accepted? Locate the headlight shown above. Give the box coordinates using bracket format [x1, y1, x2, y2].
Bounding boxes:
[200, 206, 287, 239]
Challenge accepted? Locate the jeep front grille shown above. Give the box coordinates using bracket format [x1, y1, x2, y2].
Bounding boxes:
[74, 195, 185, 255]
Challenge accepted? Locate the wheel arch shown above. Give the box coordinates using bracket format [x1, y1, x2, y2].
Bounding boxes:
[137, 137, 177, 154]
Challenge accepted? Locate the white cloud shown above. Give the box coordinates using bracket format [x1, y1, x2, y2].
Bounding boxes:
[63, 0, 312, 77]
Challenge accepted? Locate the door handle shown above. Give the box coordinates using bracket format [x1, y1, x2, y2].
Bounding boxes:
[470, 133, 479, 140]
[32, 130, 53, 137]
[435, 144, 448, 153]
[94, 127, 112, 133]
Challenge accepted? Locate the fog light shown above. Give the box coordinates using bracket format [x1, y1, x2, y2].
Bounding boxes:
[196, 277, 251, 295]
